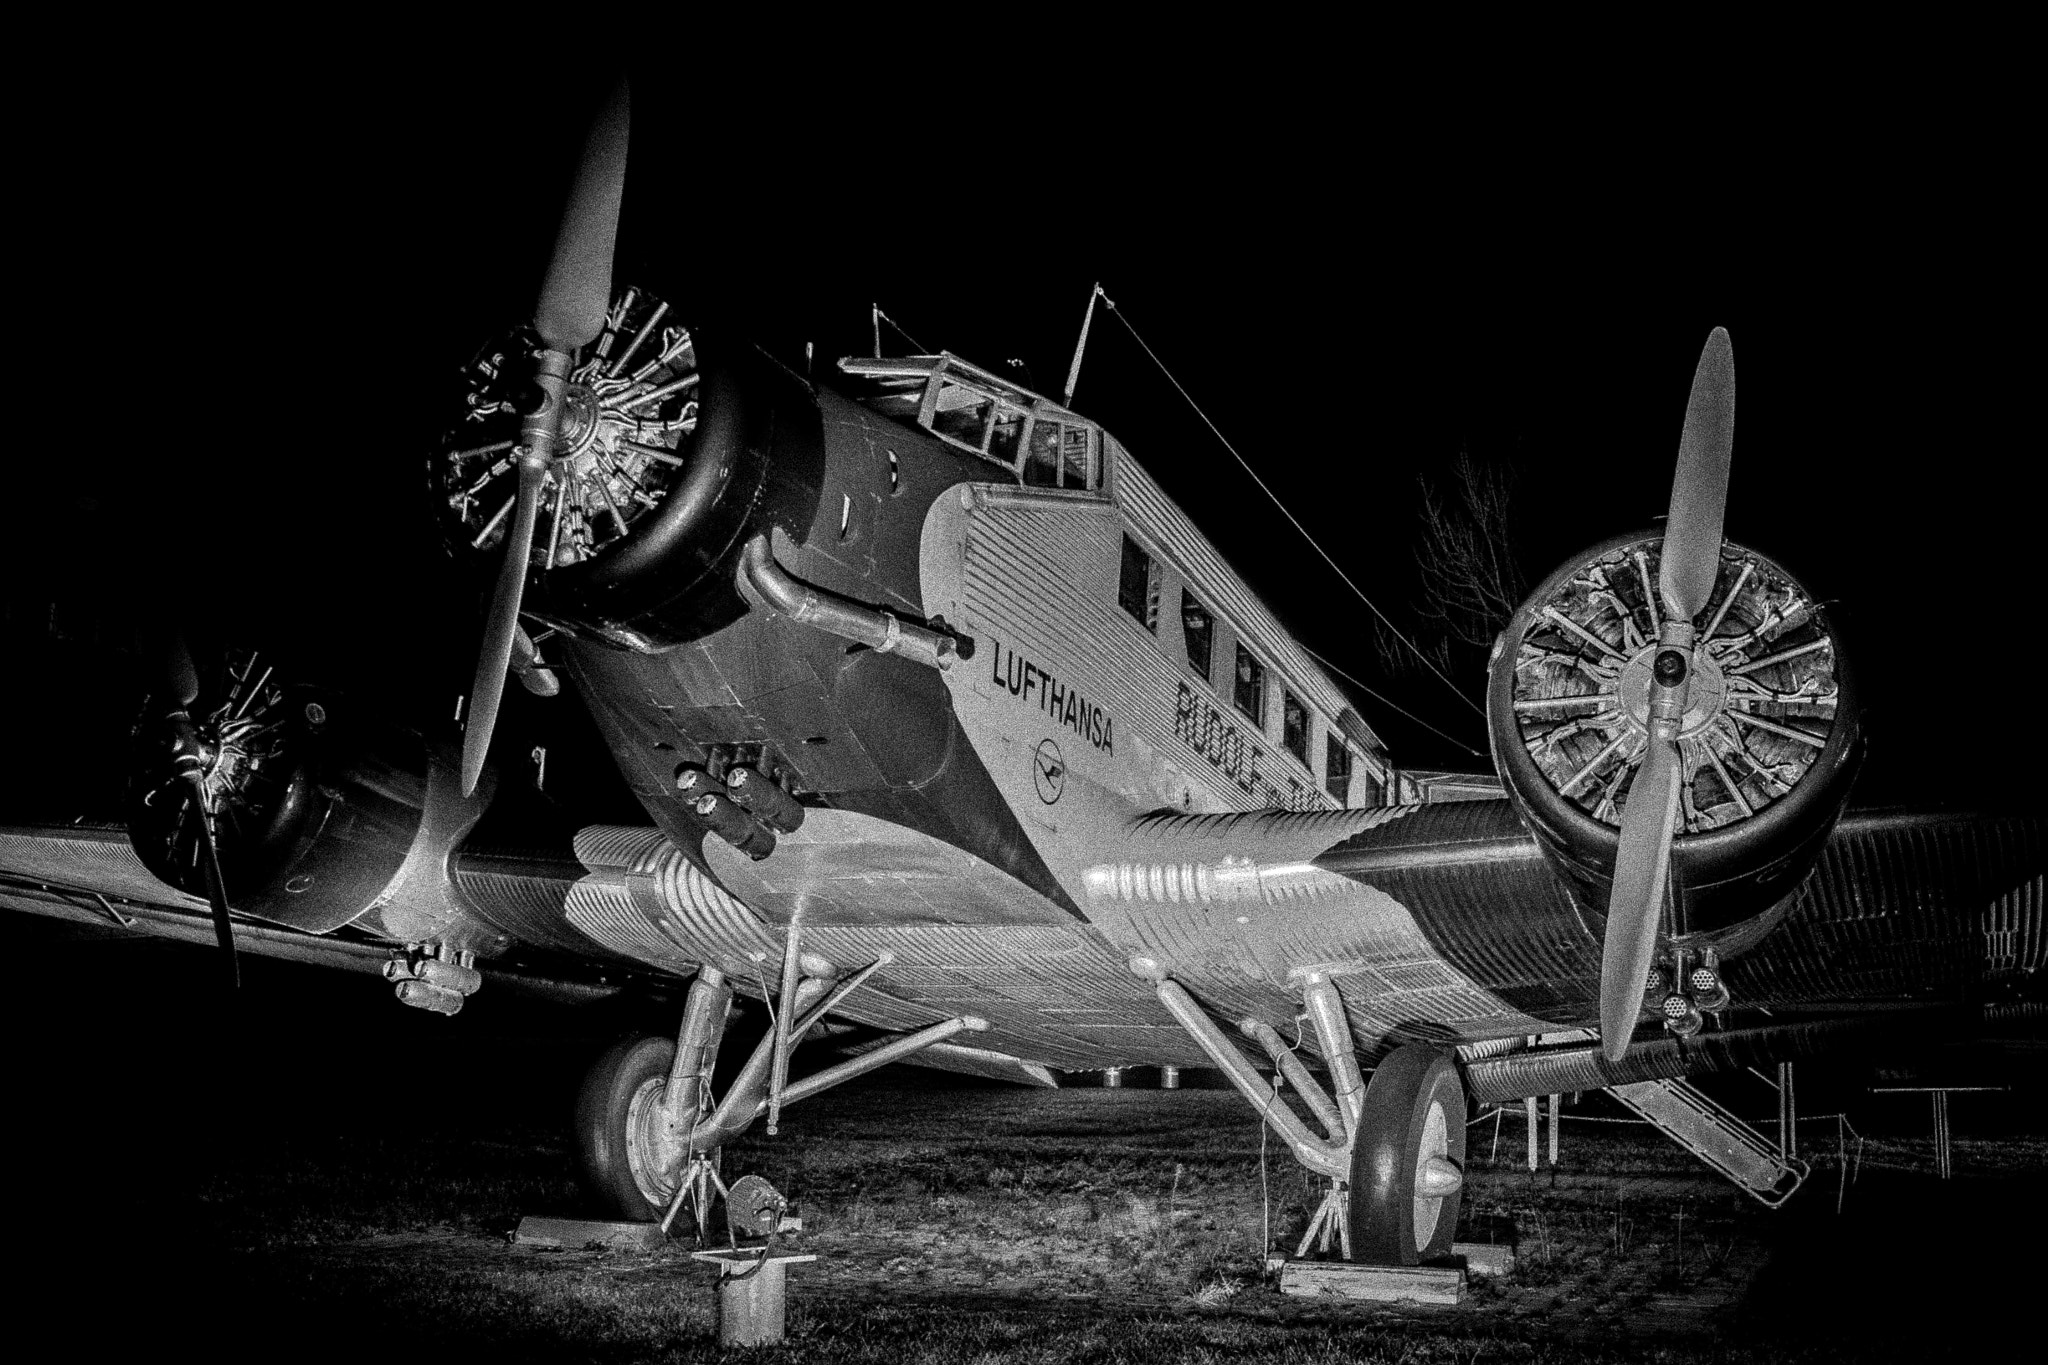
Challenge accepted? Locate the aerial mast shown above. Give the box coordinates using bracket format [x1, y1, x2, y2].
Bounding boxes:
[1062, 282, 1104, 407]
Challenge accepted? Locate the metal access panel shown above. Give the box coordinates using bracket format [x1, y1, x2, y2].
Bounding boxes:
[1607, 1078, 1808, 1205]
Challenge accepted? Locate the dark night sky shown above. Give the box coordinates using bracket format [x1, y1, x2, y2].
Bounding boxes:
[23, 63, 2036, 813]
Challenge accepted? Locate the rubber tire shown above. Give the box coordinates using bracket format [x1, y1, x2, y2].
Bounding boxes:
[575, 1035, 675, 1222]
[1347, 1044, 1467, 1265]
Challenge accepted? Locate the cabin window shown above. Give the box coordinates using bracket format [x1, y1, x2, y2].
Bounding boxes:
[1326, 736, 1353, 803]
[931, 381, 993, 450]
[1119, 536, 1158, 631]
[1283, 691, 1310, 766]
[1234, 645, 1265, 725]
[1181, 592, 1213, 680]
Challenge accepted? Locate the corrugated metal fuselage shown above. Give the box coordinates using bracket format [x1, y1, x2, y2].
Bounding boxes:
[554, 371, 2044, 1068]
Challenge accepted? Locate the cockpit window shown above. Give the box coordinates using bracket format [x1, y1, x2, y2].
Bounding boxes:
[989, 406, 1026, 465]
[931, 381, 993, 449]
[1062, 425, 1092, 487]
[838, 356, 1105, 492]
[1024, 418, 1061, 486]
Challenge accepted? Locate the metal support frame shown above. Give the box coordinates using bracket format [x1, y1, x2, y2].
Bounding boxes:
[1241, 1019, 1345, 1141]
[766, 915, 805, 1135]
[1776, 1061, 1797, 1161]
[1151, 976, 1348, 1179]
[688, 982, 984, 1152]
[1870, 1086, 2005, 1181]
[1298, 971, 1366, 1133]
[664, 966, 733, 1135]
[1295, 1182, 1353, 1261]
[657, 961, 984, 1233]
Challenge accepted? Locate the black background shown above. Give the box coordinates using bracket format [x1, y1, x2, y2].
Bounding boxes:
[16, 59, 2035, 811]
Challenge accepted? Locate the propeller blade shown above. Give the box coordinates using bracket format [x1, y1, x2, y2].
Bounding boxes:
[1661, 327, 1736, 620]
[461, 461, 544, 797]
[535, 79, 630, 353]
[1599, 734, 1683, 1062]
[185, 777, 239, 991]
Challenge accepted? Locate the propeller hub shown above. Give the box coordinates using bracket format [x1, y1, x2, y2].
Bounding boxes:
[556, 383, 603, 458]
[1619, 644, 1726, 740]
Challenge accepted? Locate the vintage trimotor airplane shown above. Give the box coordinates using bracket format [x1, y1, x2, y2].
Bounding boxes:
[3, 82, 2040, 1270]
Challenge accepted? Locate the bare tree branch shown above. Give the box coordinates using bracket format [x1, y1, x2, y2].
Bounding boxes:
[1374, 616, 1452, 681]
[1414, 453, 1526, 649]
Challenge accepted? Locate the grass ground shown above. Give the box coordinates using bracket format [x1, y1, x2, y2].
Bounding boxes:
[9, 938, 2042, 1362]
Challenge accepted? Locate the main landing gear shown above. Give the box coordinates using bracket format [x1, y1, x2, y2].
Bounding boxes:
[1349, 1046, 1466, 1264]
[575, 956, 989, 1236]
[1145, 961, 1467, 1267]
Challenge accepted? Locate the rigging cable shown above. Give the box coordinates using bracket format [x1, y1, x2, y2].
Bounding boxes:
[1299, 645, 1487, 759]
[873, 305, 932, 356]
[1098, 294, 1487, 723]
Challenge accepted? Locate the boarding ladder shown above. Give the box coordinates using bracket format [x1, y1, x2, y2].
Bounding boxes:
[1606, 1078, 1808, 1205]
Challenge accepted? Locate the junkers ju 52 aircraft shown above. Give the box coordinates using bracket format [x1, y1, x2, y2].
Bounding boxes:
[3, 83, 2040, 1268]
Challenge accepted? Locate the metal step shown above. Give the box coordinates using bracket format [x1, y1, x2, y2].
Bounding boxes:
[1607, 1078, 1809, 1205]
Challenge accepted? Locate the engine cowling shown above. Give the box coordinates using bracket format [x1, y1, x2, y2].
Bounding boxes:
[430, 288, 823, 652]
[126, 647, 449, 935]
[1488, 532, 1863, 949]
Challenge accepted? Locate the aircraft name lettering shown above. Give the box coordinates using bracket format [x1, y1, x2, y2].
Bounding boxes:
[1174, 682, 1266, 796]
[1170, 682, 1322, 810]
[989, 637, 1114, 754]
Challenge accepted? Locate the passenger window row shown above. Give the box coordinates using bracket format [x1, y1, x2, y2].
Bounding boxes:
[1120, 533, 1362, 804]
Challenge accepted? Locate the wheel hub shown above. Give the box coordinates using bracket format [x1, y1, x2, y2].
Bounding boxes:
[624, 1075, 686, 1208]
[1412, 1099, 1450, 1247]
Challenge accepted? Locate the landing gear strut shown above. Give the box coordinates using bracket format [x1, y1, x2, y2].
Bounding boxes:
[576, 964, 736, 1227]
[575, 955, 990, 1232]
[1145, 963, 1468, 1268]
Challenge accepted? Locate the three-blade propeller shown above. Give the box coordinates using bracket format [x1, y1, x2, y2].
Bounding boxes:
[1598, 328, 1735, 1062]
[460, 80, 630, 797]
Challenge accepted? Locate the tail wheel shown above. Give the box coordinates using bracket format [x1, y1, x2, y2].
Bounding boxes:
[1347, 1045, 1466, 1265]
[575, 1035, 709, 1222]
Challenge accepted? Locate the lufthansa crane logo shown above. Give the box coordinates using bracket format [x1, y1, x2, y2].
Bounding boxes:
[1032, 739, 1066, 805]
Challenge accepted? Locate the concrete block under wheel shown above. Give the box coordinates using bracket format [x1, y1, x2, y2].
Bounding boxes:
[1452, 1241, 1515, 1277]
[1279, 1259, 1467, 1305]
[514, 1216, 668, 1250]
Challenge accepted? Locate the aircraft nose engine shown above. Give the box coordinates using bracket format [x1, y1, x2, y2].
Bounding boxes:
[430, 288, 824, 656]
[1485, 332, 1864, 1057]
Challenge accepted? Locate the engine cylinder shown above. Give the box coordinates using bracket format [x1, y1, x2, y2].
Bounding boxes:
[432, 290, 824, 652]
[1487, 532, 1863, 944]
